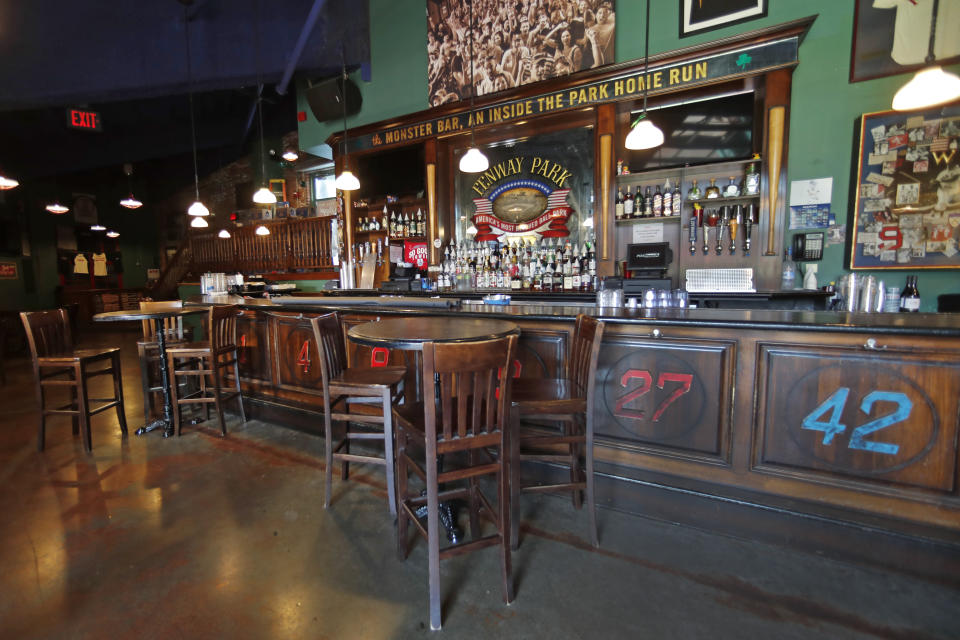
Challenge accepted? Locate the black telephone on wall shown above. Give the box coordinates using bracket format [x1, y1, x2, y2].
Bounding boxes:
[792, 232, 824, 261]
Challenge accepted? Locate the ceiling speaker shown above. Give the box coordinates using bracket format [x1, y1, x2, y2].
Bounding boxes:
[305, 77, 362, 123]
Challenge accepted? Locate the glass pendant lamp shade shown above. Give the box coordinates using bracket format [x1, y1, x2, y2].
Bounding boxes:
[253, 186, 277, 204]
[45, 202, 69, 214]
[255, 224, 270, 236]
[459, 147, 489, 173]
[335, 169, 360, 191]
[218, 228, 231, 239]
[0, 175, 19, 190]
[281, 149, 299, 162]
[190, 215, 209, 228]
[892, 66, 960, 111]
[120, 195, 143, 209]
[91, 224, 107, 231]
[188, 200, 209, 217]
[625, 117, 665, 150]
[106, 230, 120, 238]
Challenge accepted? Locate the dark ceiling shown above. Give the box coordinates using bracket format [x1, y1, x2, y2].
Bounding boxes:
[0, 0, 370, 183]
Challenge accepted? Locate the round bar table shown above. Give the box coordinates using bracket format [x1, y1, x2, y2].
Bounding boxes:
[94, 307, 207, 438]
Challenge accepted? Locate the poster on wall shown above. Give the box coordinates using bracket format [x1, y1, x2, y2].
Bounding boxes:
[426, 0, 616, 106]
[679, 0, 767, 38]
[848, 104, 960, 270]
[851, 0, 960, 83]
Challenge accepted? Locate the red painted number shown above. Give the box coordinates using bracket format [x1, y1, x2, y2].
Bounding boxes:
[297, 340, 311, 373]
[371, 347, 389, 367]
[239, 334, 247, 365]
[614, 369, 693, 422]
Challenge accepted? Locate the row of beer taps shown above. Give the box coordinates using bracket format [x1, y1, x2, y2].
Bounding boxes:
[688, 202, 757, 257]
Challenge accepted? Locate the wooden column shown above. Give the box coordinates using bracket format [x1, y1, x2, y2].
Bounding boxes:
[596, 104, 616, 270]
[425, 139, 439, 264]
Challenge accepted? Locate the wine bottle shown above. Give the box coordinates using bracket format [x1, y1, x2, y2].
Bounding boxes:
[615, 187, 625, 219]
[899, 275, 920, 312]
[623, 186, 635, 218]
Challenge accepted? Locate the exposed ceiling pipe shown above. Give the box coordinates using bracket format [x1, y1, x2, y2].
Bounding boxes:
[276, 0, 330, 96]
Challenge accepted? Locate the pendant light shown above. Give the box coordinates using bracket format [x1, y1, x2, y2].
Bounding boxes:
[119, 163, 143, 209]
[255, 224, 270, 236]
[625, 0, 664, 150]
[190, 215, 209, 228]
[251, 5, 276, 206]
[182, 1, 209, 218]
[281, 149, 299, 162]
[91, 224, 107, 231]
[0, 173, 19, 190]
[334, 49, 360, 191]
[458, 0, 489, 173]
[218, 228, 231, 238]
[106, 230, 120, 238]
[45, 202, 69, 214]
[892, 0, 960, 111]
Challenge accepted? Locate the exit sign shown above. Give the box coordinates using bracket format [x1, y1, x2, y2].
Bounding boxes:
[67, 109, 101, 131]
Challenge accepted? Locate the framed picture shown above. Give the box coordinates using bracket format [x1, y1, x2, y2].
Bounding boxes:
[269, 178, 286, 203]
[851, 0, 960, 83]
[679, 0, 767, 38]
[848, 103, 960, 270]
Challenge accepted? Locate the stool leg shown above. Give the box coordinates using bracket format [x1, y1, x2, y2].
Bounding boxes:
[569, 418, 582, 509]
[211, 355, 227, 436]
[113, 353, 127, 435]
[499, 430, 514, 604]
[468, 449, 481, 540]
[70, 385, 80, 435]
[381, 388, 397, 517]
[35, 379, 47, 452]
[586, 412, 598, 548]
[232, 350, 246, 423]
[509, 404, 521, 550]
[76, 362, 92, 453]
[139, 346, 151, 424]
[396, 431, 409, 560]
[323, 395, 334, 509]
[426, 455, 442, 631]
[168, 352, 183, 437]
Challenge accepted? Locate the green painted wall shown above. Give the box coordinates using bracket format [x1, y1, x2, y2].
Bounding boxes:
[297, 0, 960, 311]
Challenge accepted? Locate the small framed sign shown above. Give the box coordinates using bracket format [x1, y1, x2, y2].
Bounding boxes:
[0, 261, 18, 279]
[680, 0, 767, 38]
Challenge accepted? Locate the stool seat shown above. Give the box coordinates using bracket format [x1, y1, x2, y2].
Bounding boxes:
[513, 378, 586, 413]
[39, 347, 120, 365]
[333, 365, 406, 389]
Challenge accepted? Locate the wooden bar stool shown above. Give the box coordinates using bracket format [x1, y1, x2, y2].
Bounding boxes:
[309, 311, 406, 515]
[393, 334, 518, 630]
[166, 305, 246, 436]
[510, 314, 605, 548]
[21, 308, 127, 452]
[136, 299, 191, 422]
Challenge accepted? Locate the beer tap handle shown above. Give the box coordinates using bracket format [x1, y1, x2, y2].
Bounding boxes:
[716, 221, 725, 255]
[743, 217, 753, 256]
[688, 216, 698, 256]
[729, 218, 738, 255]
[703, 225, 710, 255]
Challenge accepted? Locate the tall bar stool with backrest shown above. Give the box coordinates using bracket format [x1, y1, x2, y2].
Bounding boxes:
[136, 299, 191, 422]
[166, 305, 246, 436]
[393, 334, 518, 630]
[309, 311, 406, 515]
[510, 314, 605, 548]
[21, 308, 127, 452]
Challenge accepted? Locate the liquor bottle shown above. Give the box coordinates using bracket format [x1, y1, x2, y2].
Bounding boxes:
[781, 247, 796, 290]
[543, 264, 553, 291]
[381, 209, 389, 231]
[615, 187, 625, 219]
[390, 211, 397, 237]
[643, 187, 653, 217]
[553, 261, 563, 292]
[532, 263, 542, 291]
[723, 176, 741, 198]
[687, 179, 701, 201]
[744, 155, 761, 196]
[652, 183, 663, 217]
[899, 276, 920, 312]
[416, 209, 424, 236]
[663, 179, 673, 217]
[705, 177, 721, 199]
[623, 186, 635, 218]
[671, 182, 682, 216]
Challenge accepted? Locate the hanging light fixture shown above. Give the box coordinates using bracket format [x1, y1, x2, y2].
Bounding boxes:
[106, 230, 120, 238]
[45, 202, 69, 214]
[334, 49, 360, 191]
[892, 0, 960, 111]
[119, 163, 143, 209]
[281, 149, 299, 162]
[218, 228, 231, 238]
[181, 1, 210, 218]
[251, 2, 277, 205]
[459, 0, 489, 173]
[0, 173, 19, 190]
[190, 216, 209, 228]
[625, 0, 665, 150]
[255, 224, 270, 236]
[91, 224, 107, 231]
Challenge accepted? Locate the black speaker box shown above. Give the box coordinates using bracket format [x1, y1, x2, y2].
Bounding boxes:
[305, 77, 362, 122]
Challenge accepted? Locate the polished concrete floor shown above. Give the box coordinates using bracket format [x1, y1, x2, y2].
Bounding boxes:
[0, 328, 958, 639]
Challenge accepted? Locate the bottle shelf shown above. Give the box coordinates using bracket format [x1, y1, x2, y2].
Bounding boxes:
[687, 195, 760, 205]
[615, 215, 683, 225]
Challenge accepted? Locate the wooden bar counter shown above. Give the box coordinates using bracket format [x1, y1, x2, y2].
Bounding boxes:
[187, 293, 960, 570]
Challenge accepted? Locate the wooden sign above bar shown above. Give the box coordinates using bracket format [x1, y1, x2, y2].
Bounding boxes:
[351, 36, 800, 153]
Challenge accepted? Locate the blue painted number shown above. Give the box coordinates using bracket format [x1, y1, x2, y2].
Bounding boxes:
[801, 388, 849, 445]
[801, 389, 911, 456]
[849, 391, 910, 456]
